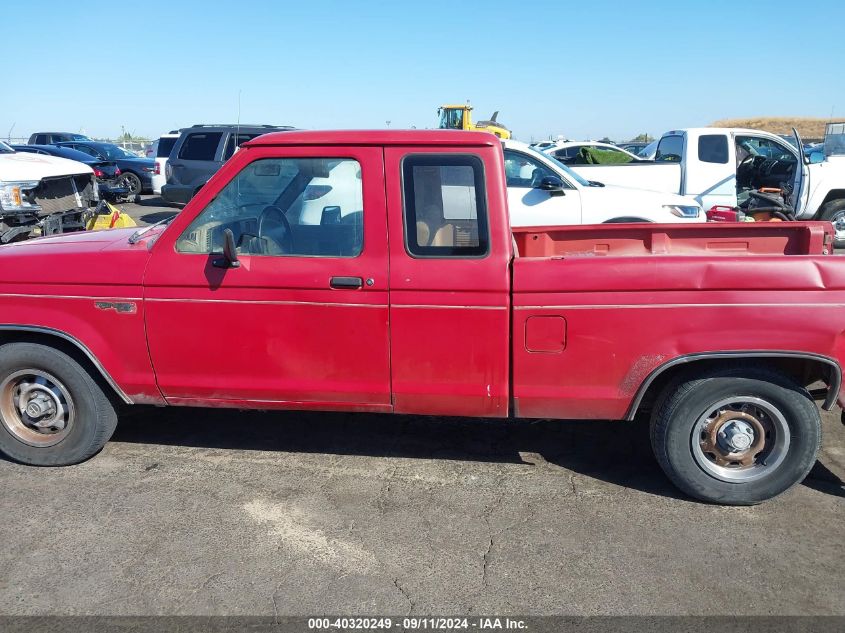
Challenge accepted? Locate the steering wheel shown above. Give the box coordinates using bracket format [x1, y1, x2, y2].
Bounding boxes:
[258, 205, 293, 254]
[763, 159, 782, 176]
[737, 154, 757, 185]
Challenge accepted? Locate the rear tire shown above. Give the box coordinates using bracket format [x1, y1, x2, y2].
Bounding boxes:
[118, 172, 142, 198]
[650, 367, 820, 505]
[0, 343, 118, 466]
[819, 199, 845, 248]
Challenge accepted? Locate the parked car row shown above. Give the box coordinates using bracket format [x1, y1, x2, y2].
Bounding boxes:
[148, 124, 703, 225]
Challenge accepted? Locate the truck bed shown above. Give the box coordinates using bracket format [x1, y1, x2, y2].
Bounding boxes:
[510, 221, 844, 423]
[570, 162, 681, 193]
[512, 222, 834, 258]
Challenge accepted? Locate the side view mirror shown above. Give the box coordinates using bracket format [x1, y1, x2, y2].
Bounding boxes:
[536, 176, 565, 196]
[213, 228, 241, 268]
[808, 152, 824, 164]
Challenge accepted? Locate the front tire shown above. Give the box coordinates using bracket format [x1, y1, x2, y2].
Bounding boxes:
[819, 199, 845, 248]
[650, 367, 820, 505]
[0, 343, 118, 466]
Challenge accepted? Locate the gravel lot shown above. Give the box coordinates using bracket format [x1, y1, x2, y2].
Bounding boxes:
[0, 195, 842, 617]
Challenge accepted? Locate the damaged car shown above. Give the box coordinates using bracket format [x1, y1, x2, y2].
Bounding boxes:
[0, 141, 98, 243]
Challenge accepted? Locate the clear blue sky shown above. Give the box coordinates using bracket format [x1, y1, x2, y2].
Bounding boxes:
[5, 0, 844, 142]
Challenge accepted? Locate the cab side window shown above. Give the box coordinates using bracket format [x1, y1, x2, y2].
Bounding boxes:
[176, 157, 364, 258]
[402, 154, 489, 258]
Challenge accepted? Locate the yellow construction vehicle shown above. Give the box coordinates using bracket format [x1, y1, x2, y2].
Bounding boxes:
[437, 103, 512, 139]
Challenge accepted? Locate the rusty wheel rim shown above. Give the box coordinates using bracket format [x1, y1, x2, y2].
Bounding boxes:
[0, 369, 75, 448]
[690, 396, 790, 483]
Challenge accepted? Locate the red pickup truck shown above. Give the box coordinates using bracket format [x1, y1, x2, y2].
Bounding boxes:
[0, 130, 842, 505]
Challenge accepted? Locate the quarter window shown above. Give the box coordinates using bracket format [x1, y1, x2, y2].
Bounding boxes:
[402, 154, 489, 258]
[176, 157, 364, 258]
[178, 133, 223, 161]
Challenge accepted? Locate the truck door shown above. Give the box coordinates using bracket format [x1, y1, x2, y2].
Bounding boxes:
[143, 145, 392, 411]
[383, 145, 512, 417]
[674, 132, 736, 210]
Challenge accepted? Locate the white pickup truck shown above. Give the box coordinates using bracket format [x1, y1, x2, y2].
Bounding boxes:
[564, 126, 845, 244]
[502, 140, 702, 226]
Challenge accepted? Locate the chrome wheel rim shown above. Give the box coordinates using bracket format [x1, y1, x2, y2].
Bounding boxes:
[691, 396, 790, 483]
[119, 174, 139, 194]
[832, 212, 845, 242]
[0, 370, 75, 447]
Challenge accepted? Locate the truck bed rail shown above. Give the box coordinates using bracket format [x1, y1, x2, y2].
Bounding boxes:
[512, 222, 834, 258]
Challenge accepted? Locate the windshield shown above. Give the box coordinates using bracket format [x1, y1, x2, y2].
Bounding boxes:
[99, 144, 138, 159]
[525, 145, 591, 186]
[0, 141, 14, 154]
[438, 108, 464, 130]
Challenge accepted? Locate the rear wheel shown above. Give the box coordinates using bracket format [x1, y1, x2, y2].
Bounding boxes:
[0, 343, 118, 465]
[819, 199, 845, 248]
[117, 172, 142, 198]
[650, 367, 820, 504]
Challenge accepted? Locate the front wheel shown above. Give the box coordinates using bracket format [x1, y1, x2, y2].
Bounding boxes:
[0, 343, 118, 465]
[650, 367, 820, 505]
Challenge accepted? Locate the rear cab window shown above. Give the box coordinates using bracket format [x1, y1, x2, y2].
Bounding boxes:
[401, 154, 489, 258]
[178, 133, 223, 161]
[656, 134, 684, 162]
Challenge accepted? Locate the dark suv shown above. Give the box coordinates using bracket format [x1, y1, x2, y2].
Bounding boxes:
[161, 124, 293, 205]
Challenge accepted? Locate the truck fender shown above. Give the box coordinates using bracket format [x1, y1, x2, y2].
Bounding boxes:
[624, 350, 842, 420]
[0, 324, 133, 404]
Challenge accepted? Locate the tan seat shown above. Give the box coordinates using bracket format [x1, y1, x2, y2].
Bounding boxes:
[416, 204, 455, 247]
[430, 224, 455, 246]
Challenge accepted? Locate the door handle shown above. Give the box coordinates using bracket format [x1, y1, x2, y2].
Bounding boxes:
[330, 276, 363, 289]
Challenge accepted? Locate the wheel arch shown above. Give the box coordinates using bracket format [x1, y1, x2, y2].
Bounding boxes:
[0, 325, 132, 405]
[603, 217, 654, 223]
[819, 189, 845, 211]
[625, 351, 841, 420]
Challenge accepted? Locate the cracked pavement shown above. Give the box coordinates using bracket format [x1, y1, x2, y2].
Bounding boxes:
[1, 405, 842, 616]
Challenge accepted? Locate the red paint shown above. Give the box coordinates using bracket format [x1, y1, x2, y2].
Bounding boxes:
[0, 130, 841, 422]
